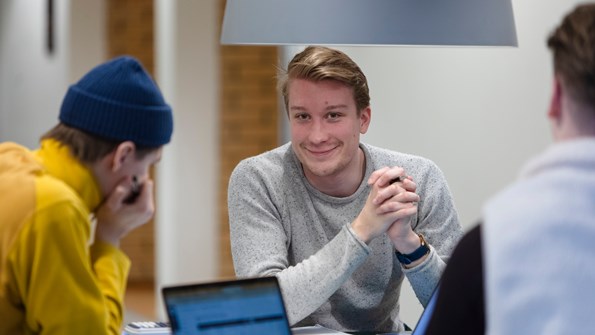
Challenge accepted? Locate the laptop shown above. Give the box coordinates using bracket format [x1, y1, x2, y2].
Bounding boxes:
[161, 276, 292, 335]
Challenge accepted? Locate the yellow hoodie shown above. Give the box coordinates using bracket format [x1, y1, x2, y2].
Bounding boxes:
[0, 139, 130, 334]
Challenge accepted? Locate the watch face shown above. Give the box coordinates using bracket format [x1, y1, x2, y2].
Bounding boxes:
[418, 233, 428, 247]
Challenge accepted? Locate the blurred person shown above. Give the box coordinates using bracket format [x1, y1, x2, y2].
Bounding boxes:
[0, 56, 173, 334]
[426, 4, 595, 334]
[228, 46, 463, 333]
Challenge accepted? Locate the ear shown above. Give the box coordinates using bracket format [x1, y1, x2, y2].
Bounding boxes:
[359, 106, 372, 134]
[111, 141, 136, 172]
[548, 76, 563, 121]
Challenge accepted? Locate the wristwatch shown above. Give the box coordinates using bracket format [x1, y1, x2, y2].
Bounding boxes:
[395, 233, 430, 265]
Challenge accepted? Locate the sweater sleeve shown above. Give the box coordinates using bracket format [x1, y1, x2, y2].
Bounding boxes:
[275, 226, 370, 325]
[90, 240, 131, 334]
[404, 160, 463, 306]
[228, 161, 370, 325]
[16, 201, 129, 335]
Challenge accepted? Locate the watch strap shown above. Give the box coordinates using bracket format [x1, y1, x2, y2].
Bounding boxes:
[396, 233, 430, 265]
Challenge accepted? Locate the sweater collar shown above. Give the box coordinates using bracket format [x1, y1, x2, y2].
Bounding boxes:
[519, 138, 595, 179]
[34, 139, 103, 212]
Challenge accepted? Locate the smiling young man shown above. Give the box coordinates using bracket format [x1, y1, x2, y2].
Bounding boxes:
[0, 56, 173, 334]
[228, 46, 462, 333]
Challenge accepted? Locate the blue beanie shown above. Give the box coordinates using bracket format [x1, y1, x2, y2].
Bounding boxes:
[59, 56, 173, 147]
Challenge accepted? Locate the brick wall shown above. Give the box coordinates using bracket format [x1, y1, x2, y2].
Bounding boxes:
[218, 46, 279, 277]
[106, 0, 280, 281]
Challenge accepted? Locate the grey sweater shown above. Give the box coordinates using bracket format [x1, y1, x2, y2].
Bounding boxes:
[483, 139, 595, 334]
[228, 143, 462, 332]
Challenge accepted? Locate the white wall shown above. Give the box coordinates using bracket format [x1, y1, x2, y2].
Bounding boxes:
[1, 0, 67, 147]
[0, 0, 104, 147]
[154, 0, 220, 318]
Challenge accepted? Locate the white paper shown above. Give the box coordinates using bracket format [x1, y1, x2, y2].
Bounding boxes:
[292, 325, 349, 334]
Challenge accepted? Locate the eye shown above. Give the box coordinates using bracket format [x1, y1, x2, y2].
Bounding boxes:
[294, 113, 310, 121]
[326, 112, 341, 120]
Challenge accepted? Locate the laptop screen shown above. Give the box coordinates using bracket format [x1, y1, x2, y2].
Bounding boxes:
[162, 277, 292, 335]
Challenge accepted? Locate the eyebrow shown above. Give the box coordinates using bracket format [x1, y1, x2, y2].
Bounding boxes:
[289, 104, 349, 112]
[289, 106, 307, 112]
[324, 104, 349, 111]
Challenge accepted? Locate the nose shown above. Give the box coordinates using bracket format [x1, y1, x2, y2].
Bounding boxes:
[308, 119, 329, 144]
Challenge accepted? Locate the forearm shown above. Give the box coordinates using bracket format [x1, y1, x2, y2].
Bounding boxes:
[402, 245, 445, 306]
[403, 162, 462, 305]
[239, 225, 369, 325]
[91, 241, 131, 334]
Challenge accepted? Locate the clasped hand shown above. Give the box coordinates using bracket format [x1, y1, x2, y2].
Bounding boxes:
[352, 166, 420, 244]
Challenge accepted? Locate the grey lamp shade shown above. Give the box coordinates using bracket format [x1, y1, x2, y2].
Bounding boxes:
[221, 0, 518, 47]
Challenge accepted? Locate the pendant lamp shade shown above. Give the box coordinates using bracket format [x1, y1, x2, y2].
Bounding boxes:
[221, 0, 517, 47]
